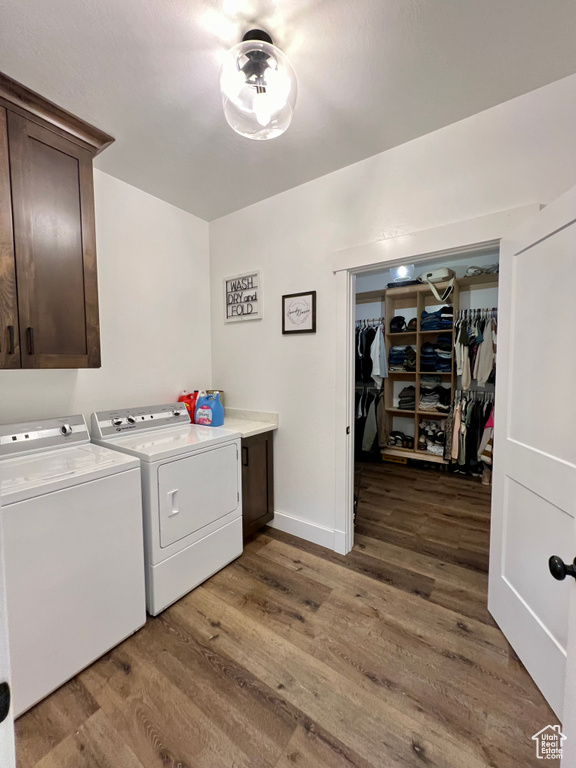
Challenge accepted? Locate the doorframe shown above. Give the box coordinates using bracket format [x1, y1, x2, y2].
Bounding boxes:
[332, 204, 540, 555]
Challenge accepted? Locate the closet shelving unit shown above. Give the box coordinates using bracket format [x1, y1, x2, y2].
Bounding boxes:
[356, 273, 498, 465]
[381, 280, 459, 464]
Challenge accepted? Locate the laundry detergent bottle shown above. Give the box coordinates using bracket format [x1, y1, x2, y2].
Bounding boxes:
[178, 390, 199, 423]
[194, 392, 224, 427]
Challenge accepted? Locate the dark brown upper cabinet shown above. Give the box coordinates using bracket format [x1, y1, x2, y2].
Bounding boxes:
[0, 73, 114, 369]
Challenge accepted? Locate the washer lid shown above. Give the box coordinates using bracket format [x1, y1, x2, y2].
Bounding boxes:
[0, 443, 139, 505]
[94, 424, 241, 462]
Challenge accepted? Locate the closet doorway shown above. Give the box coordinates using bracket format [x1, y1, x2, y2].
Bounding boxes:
[336, 198, 576, 759]
[354, 251, 499, 569]
[355, 250, 498, 479]
[350, 247, 561, 758]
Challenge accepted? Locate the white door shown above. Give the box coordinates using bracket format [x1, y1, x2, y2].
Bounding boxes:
[158, 444, 239, 548]
[0, 507, 16, 768]
[489, 186, 576, 757]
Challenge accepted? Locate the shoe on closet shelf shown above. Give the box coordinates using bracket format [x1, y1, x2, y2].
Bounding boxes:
[389, 431, 405, 447]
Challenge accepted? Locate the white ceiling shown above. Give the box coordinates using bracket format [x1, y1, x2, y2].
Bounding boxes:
[1, 0, 575, 221]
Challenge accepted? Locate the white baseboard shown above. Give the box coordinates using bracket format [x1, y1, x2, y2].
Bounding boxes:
[333, 529, 349, 555]
[269, 511, 335, 551]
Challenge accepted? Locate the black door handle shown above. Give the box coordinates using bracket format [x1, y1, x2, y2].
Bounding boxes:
[242, 446, 249, 467]
[0, 682, 10, 724]
[27, 326, 34, 355]
[549, 555, 576, 581]
[8, 325, 14, 354]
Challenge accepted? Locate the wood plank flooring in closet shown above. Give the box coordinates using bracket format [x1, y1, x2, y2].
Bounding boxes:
[15, 462, 558, 768]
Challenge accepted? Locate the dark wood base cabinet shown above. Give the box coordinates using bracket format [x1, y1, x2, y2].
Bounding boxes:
[241, 431, 274, 540]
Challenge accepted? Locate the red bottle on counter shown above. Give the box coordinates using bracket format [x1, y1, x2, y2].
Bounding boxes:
[178, 390, 199, 423]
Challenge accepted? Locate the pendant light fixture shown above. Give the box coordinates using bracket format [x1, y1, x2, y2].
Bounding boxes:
[220, 29, 297, 140]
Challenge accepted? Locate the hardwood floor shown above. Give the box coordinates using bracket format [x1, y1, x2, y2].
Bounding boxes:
[15, 461, 558, 768]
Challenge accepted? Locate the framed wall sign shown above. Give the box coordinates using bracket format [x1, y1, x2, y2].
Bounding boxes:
[224, 270, 262, 322]
[282, 291, 317, 334]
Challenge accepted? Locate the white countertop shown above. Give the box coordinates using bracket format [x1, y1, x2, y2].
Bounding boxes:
[223, 408, 278, 439]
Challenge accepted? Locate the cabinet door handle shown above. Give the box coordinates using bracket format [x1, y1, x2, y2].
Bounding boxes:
[7, 325, 14, 354]
[242, 446, 249, 467]
[27, 327, 34, 355]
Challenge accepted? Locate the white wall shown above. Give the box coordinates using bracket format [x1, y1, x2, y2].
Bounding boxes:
[355, 301, 384, 323]
[0, 170, 211, 423]
[209, 74, 576, 540]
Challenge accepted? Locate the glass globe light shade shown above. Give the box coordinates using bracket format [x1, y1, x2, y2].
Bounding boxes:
[220, 38, 297, 140]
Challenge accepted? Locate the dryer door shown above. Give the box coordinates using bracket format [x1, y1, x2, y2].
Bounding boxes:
[158, 443, 240, 548]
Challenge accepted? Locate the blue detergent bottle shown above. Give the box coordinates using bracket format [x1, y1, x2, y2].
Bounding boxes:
[194, 392, 224, 427]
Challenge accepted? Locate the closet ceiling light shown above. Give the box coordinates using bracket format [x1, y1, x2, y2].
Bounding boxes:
[219, 29, 297, 140]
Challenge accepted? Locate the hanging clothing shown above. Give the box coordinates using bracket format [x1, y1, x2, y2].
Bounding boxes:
[356, 320, 387, 385]
[376, 394, 388, 448]
[475, 319, 495, 386]
[360, 326, 377, 382]
[369, 324, 388, 387]
[451, 391, 494, 475]
[451, 402, 461, 460]
[355, 386, 386, 459]
[455, 309, 497, 391]
[478, 406, 494, 457]
[481, 437, 494, 466]
[362, 397, 379, 452]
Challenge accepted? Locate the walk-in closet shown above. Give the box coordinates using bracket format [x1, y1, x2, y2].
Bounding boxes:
[354, 251, 499, 569]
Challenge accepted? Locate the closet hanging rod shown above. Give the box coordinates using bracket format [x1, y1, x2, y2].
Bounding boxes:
[355, 317, 384, 327]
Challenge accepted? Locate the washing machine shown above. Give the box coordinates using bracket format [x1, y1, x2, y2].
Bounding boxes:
[0, 414, 146, 716]
[91, 404, 243, 616]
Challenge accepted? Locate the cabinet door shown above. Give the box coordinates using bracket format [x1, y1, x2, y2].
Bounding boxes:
[0, 107, 19, 369]
[8, 112, 100, 368]
[242, 431, 274, 539]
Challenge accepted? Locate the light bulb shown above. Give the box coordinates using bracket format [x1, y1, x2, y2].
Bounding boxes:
[220, 66, 246, 103]
[254, 93, 272, 126]
[219, 34, 297, 140]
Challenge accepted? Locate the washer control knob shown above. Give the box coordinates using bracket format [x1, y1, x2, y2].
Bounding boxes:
[173, 409, 182, 417]
[60, 424, 72, 436]
[126, 415, 137, 424]
[112, 418, 123, 427]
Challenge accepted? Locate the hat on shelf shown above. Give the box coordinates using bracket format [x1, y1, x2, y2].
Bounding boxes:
[389, 316, 406, 333]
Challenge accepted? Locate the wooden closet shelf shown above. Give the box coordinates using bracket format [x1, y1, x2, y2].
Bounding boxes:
[385, 331, 417, 339]
[356, 272, 498, 304]
[381, 279, 461, 466]
[381, 446, 415, 458]
[414, 450, 448, 464]
[387, 371, 416, 376]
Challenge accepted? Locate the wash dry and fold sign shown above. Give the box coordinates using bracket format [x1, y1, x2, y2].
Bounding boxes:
[224, 271, 261, 322]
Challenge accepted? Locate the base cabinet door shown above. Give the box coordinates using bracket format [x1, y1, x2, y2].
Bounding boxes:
[241, 431, 274, 539]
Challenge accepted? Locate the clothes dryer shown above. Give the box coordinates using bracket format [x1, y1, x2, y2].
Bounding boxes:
[91, 404, 242, 615]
